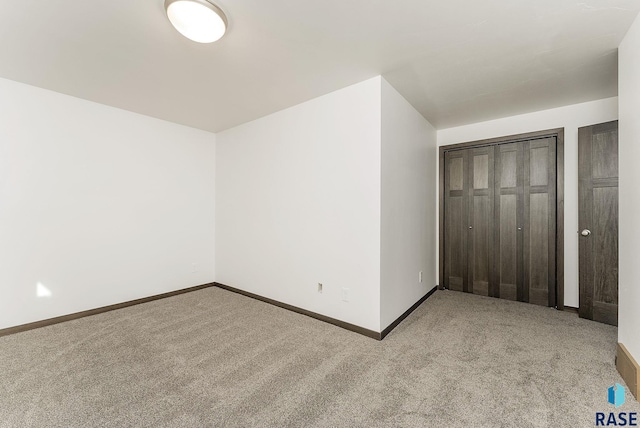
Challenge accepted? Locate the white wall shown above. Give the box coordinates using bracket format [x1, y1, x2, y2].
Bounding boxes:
[618, 14, 640, 363]
[0, 77, 216, 330]
[215, 77, 382, 331]
[437, 97, 618, 307]
[380, 79, 437, 330]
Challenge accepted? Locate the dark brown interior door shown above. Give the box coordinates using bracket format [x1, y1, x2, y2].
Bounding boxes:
[578, 120, 619, 326]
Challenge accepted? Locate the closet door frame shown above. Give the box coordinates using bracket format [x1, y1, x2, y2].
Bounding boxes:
[438, 128, 565, 310]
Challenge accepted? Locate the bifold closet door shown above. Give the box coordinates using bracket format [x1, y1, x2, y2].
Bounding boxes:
[444, 147, 495, 295]
[444, 137, 557, 307]
[494, 138, 557, 306]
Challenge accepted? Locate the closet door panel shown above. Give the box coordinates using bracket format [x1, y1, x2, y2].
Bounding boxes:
[523, 138, 557, 307]
[494, 143, 522, 301]
[444, 151, 468, 292]
[468, 147, 494, 296]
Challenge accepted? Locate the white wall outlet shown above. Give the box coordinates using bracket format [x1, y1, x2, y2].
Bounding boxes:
[419, 271, 423, 283]
[341, 287, 350, 302]
[318, 283, 323, 293]
[191, 263, 198, 273]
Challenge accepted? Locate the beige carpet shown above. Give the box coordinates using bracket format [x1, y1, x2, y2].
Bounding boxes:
[0, 287, 638, 427]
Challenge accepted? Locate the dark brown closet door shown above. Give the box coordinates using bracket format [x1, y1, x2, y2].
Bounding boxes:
[494, 143, 523, 301]
[444, 150, 468, 292]
[578, 121, 618, 326]
[444, 136, 557, 307]
[468, 146, 494, 297]
[523, 138, 557, 307]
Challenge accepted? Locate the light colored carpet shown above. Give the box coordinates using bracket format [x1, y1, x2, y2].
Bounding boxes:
[0, 287, 637, 427]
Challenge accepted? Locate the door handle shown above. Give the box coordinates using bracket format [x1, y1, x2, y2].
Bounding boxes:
[580, 229, 591, 237]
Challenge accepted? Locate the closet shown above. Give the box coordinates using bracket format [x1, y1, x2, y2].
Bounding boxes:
[441, 134, 559, 307]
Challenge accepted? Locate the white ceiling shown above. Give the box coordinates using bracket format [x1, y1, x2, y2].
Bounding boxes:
[0, 0, 638, 133]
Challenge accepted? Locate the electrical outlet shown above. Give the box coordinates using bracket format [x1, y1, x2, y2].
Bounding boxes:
[341, 287, 350, 302]
[191, 263, 198, 273]
[317, 283, 323, 293]
[419, 271, 423, 283]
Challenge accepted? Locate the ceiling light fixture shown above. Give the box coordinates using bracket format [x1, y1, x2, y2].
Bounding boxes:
[164, 0, 228, 43]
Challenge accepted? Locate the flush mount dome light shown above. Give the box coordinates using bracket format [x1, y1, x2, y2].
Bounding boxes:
[165, 0, 228, 43]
